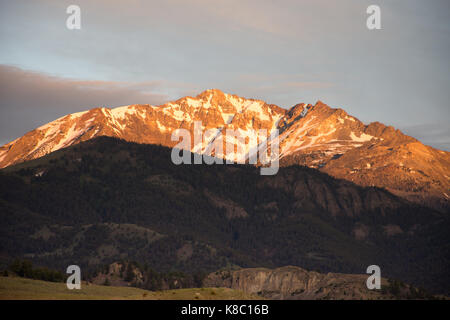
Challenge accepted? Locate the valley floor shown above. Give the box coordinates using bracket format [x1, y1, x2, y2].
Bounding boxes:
[0, 276, 259, 300]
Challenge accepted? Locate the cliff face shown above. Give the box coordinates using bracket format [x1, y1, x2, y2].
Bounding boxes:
[92, 262, 145, 287]
[204, 266, 405, 300]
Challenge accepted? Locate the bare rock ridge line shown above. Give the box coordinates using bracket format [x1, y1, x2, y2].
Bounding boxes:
[203, 266, 434, 300]
[0, 89, 448, 210]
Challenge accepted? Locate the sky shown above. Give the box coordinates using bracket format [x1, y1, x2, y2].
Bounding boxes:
[0, 0, 449, 150]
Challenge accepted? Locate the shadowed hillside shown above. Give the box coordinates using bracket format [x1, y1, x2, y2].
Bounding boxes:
[0, 137, 448, 294]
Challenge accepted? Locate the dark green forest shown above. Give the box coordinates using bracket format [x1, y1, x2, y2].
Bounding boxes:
[0, 137, 448, 293]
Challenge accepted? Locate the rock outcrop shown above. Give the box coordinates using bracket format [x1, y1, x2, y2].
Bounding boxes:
[203, 266, 431, 300]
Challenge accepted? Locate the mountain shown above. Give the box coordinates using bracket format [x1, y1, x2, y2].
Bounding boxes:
[279, 101, 450, 211]
[0, 89, 285, 168]
[0, 89, 448, 211]
[0, 137, 448, 293]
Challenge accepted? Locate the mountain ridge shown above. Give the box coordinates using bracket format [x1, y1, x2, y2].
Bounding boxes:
[0, 89, 448, 211]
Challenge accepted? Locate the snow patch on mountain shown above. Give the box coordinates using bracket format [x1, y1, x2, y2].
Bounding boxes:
[52, 123, 85, 151]
[185, 97, 202, 108]
[70, 110, 89, 119]
[156, 120, 168, 132]
[222, 113, 235, 124]
[300, 104, 309, 118]
[349, 132, 374, 142]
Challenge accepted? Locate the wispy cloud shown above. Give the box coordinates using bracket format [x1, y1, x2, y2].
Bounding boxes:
[399, 123, 450, 151]
[0, 65, 192, 144]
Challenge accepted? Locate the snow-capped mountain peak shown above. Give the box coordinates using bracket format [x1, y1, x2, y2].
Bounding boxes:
[0, 90, 448, 211]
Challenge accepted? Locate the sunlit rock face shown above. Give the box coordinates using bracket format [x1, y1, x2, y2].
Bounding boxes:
[1, 89, 448, 211]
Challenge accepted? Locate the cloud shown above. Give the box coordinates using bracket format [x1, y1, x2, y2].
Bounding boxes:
[223, 73, 335, 108]
[399, 123, 450, 151]
[0, 65, 191, 144]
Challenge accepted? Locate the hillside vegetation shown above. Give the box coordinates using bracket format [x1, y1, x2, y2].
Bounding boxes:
[0, 276, 257, 300]
[0, 137, 448, 294]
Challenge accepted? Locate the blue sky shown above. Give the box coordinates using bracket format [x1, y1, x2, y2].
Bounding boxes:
[0, 0, 449, 150]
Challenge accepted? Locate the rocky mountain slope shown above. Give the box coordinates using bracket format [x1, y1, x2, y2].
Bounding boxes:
[0, 89, 448, 210]
[279, 101, 450, 211]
